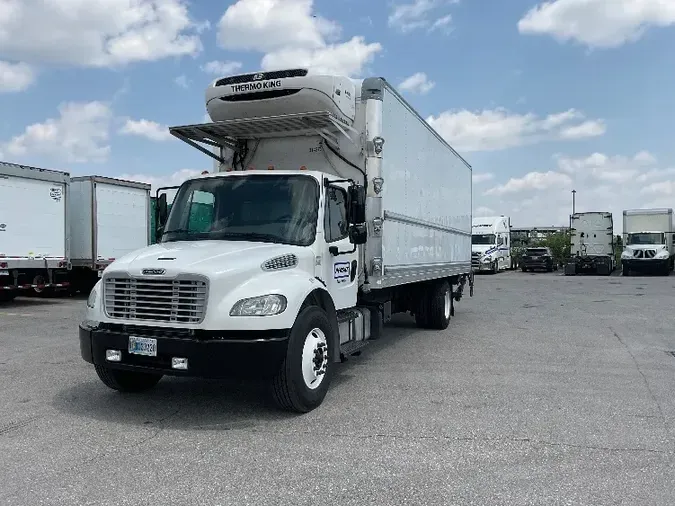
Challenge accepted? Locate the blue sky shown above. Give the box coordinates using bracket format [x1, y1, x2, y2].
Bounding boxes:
[1, 0, 674, 230]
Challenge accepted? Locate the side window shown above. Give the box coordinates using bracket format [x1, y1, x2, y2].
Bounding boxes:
[187, 190, 215, 233]
[497, 235, 504, 246]
[324, 187, 349, 243]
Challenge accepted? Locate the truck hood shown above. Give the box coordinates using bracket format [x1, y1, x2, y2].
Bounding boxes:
[103, 240, 314, 278]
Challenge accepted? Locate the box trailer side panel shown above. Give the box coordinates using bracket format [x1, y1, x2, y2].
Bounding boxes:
[95, 182, 151, 261]
[0, 171, 67, 259]
[377, 81, 472, 284]
[69, 179, 94, 262]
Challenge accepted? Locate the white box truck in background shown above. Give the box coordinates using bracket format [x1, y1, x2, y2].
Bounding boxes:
[471, 215, 511, 273]
[0, 161, 71, 301]
[621, 208, 674, 276]
[79, 68, 475, 412]
[565, 211, 615, 276]
[69, 176, 151, 293]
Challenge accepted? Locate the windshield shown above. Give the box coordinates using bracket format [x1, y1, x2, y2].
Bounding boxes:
[626, 233, 664, 245]
[472, 234, 496, 245]
[161, 174, 320, 246]
[526, 248, 548, 255]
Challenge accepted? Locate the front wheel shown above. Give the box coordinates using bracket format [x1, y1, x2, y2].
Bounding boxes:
[94, 365, 163, 392]
[271, 305, 335, 413]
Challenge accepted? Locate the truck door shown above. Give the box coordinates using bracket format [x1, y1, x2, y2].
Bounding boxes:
[323, 184, 358, 310]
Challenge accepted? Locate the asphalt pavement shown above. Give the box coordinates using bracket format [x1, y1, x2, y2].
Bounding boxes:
[1, 271, 674, 505]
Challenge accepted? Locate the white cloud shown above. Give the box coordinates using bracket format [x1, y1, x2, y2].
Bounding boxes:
[0, 101, 112, 163]
[484, 171, 572, 196]
[472, 172, 494, 184]
[427, 107, 606, 153]
[518, 0, 675, 49]
[388, 0, 458, 33]
[0, 0, 204, 73]
[478, 150, 675, 232]
[201, 60, 243, 75]
[430, 14, 454, 33]
[473, 206, 496, 217]
[399, 72, 435, 94]
[119, 119, 172, 142]
[117, 169, 204, 194]
[217, 0, 382, 76]
[174, 75, 190, 89]
[0, 61, 35, 92]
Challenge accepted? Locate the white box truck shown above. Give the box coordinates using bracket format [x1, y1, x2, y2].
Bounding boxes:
[621, 208, 674, 276]
[565, 211, 615, 276]
[69, 176, 152, 293]
[471, 215, 511, 273]
[0, 161, 71, 301]
[79, 68, 475, 412]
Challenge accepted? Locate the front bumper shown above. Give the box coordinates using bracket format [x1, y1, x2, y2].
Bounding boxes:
[622, 258, 669, 272]
[79, 322, 290, 379]
[522, 260, 552, 270]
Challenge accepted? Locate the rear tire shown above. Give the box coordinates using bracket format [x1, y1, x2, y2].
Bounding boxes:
[415, 280, 451, 330]
[94, 365, 163, 392]
[0, 291, 16, 303]
[271, 305, 335, 413]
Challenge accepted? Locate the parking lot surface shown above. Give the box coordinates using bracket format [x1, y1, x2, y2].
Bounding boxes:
[1, 271, 674, 505]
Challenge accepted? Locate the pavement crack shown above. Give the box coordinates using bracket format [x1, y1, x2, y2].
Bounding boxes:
[609, 325, 669, 434]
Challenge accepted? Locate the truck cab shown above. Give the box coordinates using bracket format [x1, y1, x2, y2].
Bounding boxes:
[471, 215, 511, 273]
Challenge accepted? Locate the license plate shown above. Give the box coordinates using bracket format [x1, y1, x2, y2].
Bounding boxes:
[128, 336, 157, 357]
[0, 270, 8, 276]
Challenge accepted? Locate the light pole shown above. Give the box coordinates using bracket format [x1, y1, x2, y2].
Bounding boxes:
[572, 189, 576, 215]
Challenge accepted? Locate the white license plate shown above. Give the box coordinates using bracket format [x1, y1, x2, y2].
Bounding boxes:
[0, 270, 8, 276]
[128, 336, 157, 357]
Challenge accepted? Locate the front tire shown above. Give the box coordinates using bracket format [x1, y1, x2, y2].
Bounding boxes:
[94, 365, 163, 392]
[271, 305, 335, 413]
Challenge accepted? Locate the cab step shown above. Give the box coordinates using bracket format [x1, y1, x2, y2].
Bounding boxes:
[340, 340, 369, 362]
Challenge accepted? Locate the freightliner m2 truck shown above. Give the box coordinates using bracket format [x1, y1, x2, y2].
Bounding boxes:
[79, 69, 475, 412]
[565, 211, 615, 276]
[471, 215, 511, 273]
[621, 208, 674, 276]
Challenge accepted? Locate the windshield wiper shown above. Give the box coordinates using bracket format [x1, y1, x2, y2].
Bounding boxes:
[215, 231, 284, 243]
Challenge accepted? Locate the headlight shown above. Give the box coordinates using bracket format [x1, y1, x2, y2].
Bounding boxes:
[481, 256, 492, 263]
[621, 251, 632, 259]
[230, 294, 287, 317]
[86, 286, 97, 309]
[655, 250, 669, 259]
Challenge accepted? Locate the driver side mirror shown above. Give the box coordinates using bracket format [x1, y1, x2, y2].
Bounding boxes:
[348, 185, 366, 224]
[156, 193, 168, 242]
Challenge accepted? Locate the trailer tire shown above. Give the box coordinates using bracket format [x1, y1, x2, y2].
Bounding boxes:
[94, 365, 163, 392]
[271, 305, 335, 413]
[0, 291, 16, 303]
[415, 280, 451, 330]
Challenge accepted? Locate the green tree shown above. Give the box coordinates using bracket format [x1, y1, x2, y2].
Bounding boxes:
[532, 231, 572, 267]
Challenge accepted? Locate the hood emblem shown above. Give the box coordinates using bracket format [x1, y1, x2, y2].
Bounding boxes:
[142, 268, 166, 275]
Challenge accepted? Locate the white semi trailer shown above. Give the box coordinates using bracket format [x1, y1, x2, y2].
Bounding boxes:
[621, 208, 674, 276]
[0, 161, 71, 301]
[79, 68, 475, 412]
[69, 176, 152, 294]
[471, 215, 511, 273]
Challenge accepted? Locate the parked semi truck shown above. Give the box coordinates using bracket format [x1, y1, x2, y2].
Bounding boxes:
[79, 68, 475, 412]
[565, 211, 615, 276]
[0, 161, 71, 301]
[69, 176, 152, 294]
[471, 215, 511, 273]
[621, 208, 674, 276]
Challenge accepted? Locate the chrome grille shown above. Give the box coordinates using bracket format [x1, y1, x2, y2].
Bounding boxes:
[633, 249, 656, 259]
[103, 276, 208, 323]
[471, 252, 481, 268]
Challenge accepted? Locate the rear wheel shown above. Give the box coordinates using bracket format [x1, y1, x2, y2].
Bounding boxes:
[94, 365, 163, 392]
[415, 280, 451, 330]
[271, 305, 335, 413]
[0, 291, 17, 303]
